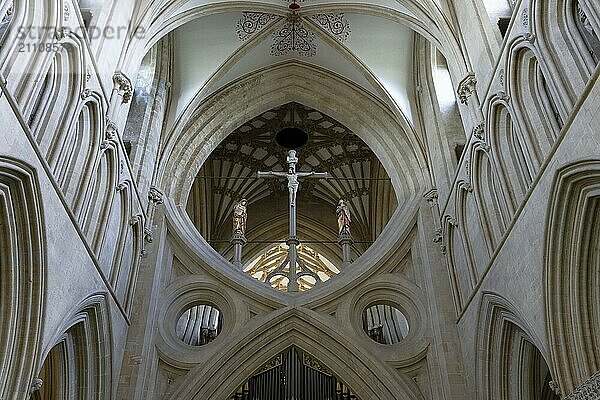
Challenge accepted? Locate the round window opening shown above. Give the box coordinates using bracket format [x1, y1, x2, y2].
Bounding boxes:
[176, 304, 223, 346]
[362, 304, 409, 345]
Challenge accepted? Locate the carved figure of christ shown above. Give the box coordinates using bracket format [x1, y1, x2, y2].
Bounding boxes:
[257, 150, 328, 291]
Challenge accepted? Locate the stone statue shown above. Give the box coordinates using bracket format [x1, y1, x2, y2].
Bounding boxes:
[233, 199, 248, 235]
[336, 199, 351, 236]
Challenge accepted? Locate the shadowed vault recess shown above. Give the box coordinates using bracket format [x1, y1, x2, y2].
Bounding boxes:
[186, 102, 398, 290]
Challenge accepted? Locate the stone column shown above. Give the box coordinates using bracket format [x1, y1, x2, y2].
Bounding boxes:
[231, 232, 247, 269]
[338, 233, 353, 267]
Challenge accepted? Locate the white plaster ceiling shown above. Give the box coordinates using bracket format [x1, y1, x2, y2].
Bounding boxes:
[166, 5, 418, 130]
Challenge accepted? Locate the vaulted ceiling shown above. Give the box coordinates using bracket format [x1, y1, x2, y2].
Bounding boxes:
[164, 2, 419, 131]
[186, 102, 398, 266]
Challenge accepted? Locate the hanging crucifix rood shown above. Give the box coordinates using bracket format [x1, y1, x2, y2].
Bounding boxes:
[257, 150, 328, 292]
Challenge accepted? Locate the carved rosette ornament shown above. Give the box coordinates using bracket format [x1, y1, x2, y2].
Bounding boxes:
[113, 71, 133, 104]
[457, 73, 477, 104]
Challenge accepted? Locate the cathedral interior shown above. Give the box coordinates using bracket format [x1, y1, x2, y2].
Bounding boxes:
[0, 0, 599, 399]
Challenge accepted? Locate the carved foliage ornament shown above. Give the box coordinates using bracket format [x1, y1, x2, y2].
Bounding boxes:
[457, 73, 477, 104]
[113, 71, 133, 104]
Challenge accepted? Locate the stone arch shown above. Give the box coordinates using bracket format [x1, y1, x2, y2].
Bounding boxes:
[77, 136, 120, 256]
[163, 309, 425, 400]
[28, 34, 87, 160]
[55, 95, 104, 205]
[544, 160, 600, 395]
[0, 0, 62, 85]
[475, 292, 558, 400]
[36, 293, 113, 400]
[0, 157, 45, 399]
[159, 61, 427, 208]
[487, 98, 531, 209]
[506, 43, 561, 164]
[470, 145, 509, 251]
[531, 0, 596, 101]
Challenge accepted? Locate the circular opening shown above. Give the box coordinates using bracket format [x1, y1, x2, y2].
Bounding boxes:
[362, 304, 409, 345]
[176, 304, 223, 346]
[275, 127, 309, 149]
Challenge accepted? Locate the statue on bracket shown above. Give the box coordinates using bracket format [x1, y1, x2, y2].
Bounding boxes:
[233, 199, 248, 235]
[336, 199, 351, 236]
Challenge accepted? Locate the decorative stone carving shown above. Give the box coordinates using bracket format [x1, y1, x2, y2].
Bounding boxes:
[549, 380, 561, 396]
[424, 189, 439, 208]
[499, 69, 505, 87]
[521, 9, 529, 28]
[129, 214, 143, 227]
[433, 228, 443, 244]
[523, 32, 536, 44]
[148, 186, 164, 205]
[30, 378, 43, 394]
[54, 27, 71, 41]
[472, 122, 485, 140]
[63, 4, 70, 21]
[457, 72, 477, 104]
[106, 119, 118, 140]
[565, 370, 600, 400]
[116, 181, 128, 192]
[497, 91, 510, 102]
[80, 88, 92, 100]
[113, 71, 133, 103]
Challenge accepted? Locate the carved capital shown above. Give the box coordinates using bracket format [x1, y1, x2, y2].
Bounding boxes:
[30, 378, 43, 394]
[80, 88, 92, 100]
[113, 71, 133, 103]
[144, 227, 154, 243]
[129, 214, 143, 226]
[433, 228, 443, 244]
[54, 27, 70, 41]
[459, 181, 473, 193]
[523, 32, 536, 44]
[148, 186, 164, 205]
[105, 119, 118, 140]
[116, 181, 128, 192]
[457, 72, 477, 104]
[424, 188, 439, 207]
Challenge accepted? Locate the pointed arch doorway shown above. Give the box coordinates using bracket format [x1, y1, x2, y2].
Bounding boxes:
[230, 347, 357, 400]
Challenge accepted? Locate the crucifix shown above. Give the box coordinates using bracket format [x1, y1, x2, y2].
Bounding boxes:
[257, 150, 328, 292]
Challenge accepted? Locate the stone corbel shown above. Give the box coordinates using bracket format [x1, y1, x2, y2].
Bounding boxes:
[80, 88, 92, 100]
[144, 186, 164, 243]
[54, 27, 71, 41]
[30, 378, 43, 395]
[523, 32, 536, 44]
[424, 189, 439, 208]
[113, 71, 133, 104]
[457, 72, 477, 104]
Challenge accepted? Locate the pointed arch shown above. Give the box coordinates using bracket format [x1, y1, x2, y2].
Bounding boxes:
[475, 293, 557, 400]
[470, 146, 509, 251]
[544, 160, 600, 395]
[36, 293, 114, 400]
[0, 157, 45, 399]
[163, 308, 425, 400]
